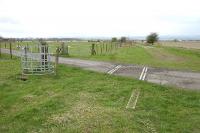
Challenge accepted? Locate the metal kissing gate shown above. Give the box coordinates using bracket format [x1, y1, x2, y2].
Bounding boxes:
[21, 45, 54, 75]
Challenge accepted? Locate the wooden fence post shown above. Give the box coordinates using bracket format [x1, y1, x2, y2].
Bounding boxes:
[38, 44, 40, 52]
[95, 44, 98, 55]
[91, 43, 96, 55]
[66, 44, 69, 56]
[9, 42, 12, 59]
[61, 42, 65, 54]
[0, 41, 1, 57]
[111, 42, 113, 53]
[105, 43, 108, 53]
[55, 47, 59, 75]
[100, 44, 102, 55]
[103, 43, 105, 54]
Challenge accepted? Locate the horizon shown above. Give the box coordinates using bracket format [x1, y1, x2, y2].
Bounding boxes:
[1, 35, 200, 41]
[1, 0, 200, 38]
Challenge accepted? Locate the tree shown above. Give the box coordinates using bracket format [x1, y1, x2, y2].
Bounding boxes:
[111, 37, 117, 42]
[173, 39, 178, 42]
[146, 33, 159, 45]
[39, 39, 47, 45]
[120, 37, 126, 43]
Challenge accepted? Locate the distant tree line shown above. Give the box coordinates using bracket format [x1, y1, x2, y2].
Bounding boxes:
[110, 33, 159, 45]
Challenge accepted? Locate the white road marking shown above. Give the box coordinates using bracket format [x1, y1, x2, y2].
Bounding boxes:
[139, 67, 145, 80]
[107, 65, 122, 74]
[126, 89, 140, 109]
[126, 66, 148, 109]
[139, 67, 148, 81]
[142, 67, 148, 81]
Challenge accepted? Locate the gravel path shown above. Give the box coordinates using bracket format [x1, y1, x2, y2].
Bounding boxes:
[2, 48, 200, 90]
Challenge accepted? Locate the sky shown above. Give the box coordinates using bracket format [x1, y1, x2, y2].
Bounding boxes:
[0, 0, 200, 38]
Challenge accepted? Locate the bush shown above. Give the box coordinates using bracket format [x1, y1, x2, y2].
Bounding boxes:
[146, 33, 159, 45]
[111, 37, 117, 42]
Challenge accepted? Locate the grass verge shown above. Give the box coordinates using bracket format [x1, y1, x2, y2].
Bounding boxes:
[0, 54, 200, 132]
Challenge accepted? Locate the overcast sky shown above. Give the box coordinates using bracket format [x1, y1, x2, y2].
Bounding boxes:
[0, 0, 200, 38]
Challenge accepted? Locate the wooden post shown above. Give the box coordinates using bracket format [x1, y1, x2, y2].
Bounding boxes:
[117, 43, 119, 49]
[100, 44, 102, 55]
[26, 43, 29, 51]
[91, 43, 96, 55]
[24, 46, 28, 70]
[61, 42, 65, 54]
[95, 44, 98, 55]
[9, 42, 12, 59]
[111, 42, 113, 53]
[105, 43, 108, 53]
[38, 44, 40, 52]
[109, 42, 111, 53]
[103, 43, 105, 54]
[0, 41, 1, 57]
[66, 44, 69, 56]
[55, 47, 59, 75]
[120, 42, 122, 47]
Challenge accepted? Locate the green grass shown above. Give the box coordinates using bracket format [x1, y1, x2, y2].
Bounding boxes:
[79, 45, 200, 71]
[2, 41, 200, 71]
[0, 54, 200, 132]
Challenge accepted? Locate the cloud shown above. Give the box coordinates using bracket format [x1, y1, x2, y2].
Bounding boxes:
[0, 17, 19, 24]
[0, 0, 200, 37]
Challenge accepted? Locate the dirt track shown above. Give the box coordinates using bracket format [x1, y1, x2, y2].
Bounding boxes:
[2, 48, 200, 90]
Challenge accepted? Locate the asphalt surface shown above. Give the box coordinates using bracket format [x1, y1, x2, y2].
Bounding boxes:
[2, 48, 200, 90]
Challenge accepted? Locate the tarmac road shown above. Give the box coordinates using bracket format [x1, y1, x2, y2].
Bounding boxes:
[2, 48, 200, 90]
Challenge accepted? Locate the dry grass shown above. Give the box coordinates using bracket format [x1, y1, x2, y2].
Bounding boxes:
[159, 41, 200, 49]
[147, 47, 185, 62]
[46, 92, 120, 132]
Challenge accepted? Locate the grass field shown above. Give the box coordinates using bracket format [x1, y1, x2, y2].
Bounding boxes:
[159, 41, 200, 49]
[1, 41, 200, 71]
[83, 45, 200, 71]
[0, 54, 200, 132]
